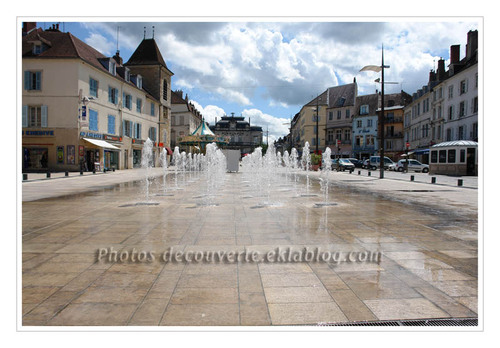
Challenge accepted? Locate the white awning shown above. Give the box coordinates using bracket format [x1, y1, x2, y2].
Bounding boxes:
[83, 138, 120, 150]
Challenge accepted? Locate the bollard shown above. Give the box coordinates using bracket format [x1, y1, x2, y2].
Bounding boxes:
[358, 170, 361, 175]
[431, 177, 436, 184]
[65, 171, 69, 177]
[46, 172, 51, 178]
[368, 171, 371, 176]
[410, 175, 415, 181]
[23, 173, 28, 181]
[112, 168, 115, 172]
[458, 179, 463, 187]
[80, 170, 83, 175]
[103, 168, 107, 173]
[93, 169, 96, 174]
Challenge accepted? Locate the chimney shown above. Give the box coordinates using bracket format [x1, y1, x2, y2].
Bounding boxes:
[437, 58, 445, 81]
[22, 22, 36, 35]
[429, 70, 436, 83]
[466, 30, 478, 59]
[113, 51, 123, 66]
[450, 45, 460, 64]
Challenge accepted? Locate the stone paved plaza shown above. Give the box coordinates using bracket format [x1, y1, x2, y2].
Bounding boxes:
[21, 169, 478, 326]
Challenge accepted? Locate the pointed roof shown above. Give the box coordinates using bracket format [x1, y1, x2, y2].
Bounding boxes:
[191, 121, 215, 136]
[125, 38, 173, 74]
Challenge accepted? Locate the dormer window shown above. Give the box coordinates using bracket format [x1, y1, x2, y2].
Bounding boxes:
[360, 105, 369, 115]
[124, 68, 130, 82]
[33, 44, 42, 55]
[137, 76, 143, 89]
[109, 61, 116, 76]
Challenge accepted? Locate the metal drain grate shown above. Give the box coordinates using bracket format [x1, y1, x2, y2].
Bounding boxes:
[318, 318, 478, 327]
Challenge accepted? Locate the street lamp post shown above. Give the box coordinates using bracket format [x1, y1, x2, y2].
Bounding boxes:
[360, 45, 390, 179]
[316, 95, 319, 154]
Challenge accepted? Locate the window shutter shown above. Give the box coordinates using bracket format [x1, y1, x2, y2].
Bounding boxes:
[132, 122, 135, 138]
[122, 120, 126, 137]
[464, 100, 468, 117]
[24, 71, 30, 90]
[138, 124, 142, 139]
[22, 105, 28, 127]
[41, 105, 48, 127]
[35, 72, 41, 90]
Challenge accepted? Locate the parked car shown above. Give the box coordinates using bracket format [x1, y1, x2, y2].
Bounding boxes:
[369, 156, 396, 170]
[347, 158, 363, 168]
[396, 159, 429, 173]
[332, 158, 355, 171]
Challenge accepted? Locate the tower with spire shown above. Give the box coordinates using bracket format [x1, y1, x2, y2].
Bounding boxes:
[125, 29, 174, 150]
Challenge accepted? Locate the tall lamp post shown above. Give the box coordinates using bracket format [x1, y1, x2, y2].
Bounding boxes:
[360, 45, 389, 179]
[314, 94, 321, 154]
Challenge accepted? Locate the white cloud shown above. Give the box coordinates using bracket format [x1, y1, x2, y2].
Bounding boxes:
[85, 33, 113, 56]
[242, 109, 290, 144]
[189, 100, 226, 124]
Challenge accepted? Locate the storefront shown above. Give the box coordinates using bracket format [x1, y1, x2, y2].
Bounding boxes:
[22, 128, 79, 172]
[80, 132, 121, 171]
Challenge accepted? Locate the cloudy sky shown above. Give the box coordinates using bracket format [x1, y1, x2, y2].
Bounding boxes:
[42, 20, 479, 143]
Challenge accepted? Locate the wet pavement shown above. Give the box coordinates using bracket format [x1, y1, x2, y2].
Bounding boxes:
[21, 169, 478, 326]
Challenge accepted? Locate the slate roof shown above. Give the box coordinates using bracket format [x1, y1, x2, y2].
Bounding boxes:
[327, 83, 357, 108]
[125, 38, 174, 75]
[354, 94, 379, 116]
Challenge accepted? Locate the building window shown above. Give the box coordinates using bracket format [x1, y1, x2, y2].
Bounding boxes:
[24, 71, 41, 91]
[344, 129, 350, 141]
[346, 109, 350, 118]
[336, 129, 342, 141]
[448, 85, 453, 99]
[328, 112, 333, 121]
[136, 98, 142, 113]
[150, 103, 155, 116]
[123, 120, 132, 137]
[163, 79, 169, 100]
[473, 97, 478, 113]
[367, 119, 373, 127]
[337, 110, 341, 119]
[460, 80, 467, 95]
[137, 76, 143, 89]
[360, 105, 369, 115]
[459, 101, 466, 117]
[439, 150, 447, 163]
[431, 150, 438, 163]
[25, 105, 48, 128]
[327, 130, 334, 144]
[458, 126, 465, 140]
[148, 127, 157, 142]
[448, 105, 454, 121]
[89, 78, 99, 98]
[357, 120, 362, 128]
[123, 93, 132, 110]
[448, 149, 456, 163]
[89, 109, 98, 131]
[108, 86, 118, 104]
[135, 123, 142, 139]
[124, 68, 130, 82]
[107, 115, 115, 134]
[110, 61, 116, 76]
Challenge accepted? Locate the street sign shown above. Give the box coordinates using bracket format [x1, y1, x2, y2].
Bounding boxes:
[337, 140, 341, 146]
[406, 142, 410, 148]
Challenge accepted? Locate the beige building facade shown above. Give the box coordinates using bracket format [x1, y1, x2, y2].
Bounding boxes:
[22, 24, 168, 172]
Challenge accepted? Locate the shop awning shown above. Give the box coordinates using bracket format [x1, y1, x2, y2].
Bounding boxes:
[83, 138, 120, 150]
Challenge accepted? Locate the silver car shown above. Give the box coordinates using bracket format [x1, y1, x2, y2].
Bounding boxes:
[396, 159, 429, 173]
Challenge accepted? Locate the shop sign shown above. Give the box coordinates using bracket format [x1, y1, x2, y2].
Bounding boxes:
[132, 139, 145, 145]
[103, 134, 122, 142]
[23, 130, 55, 136]
[80, 132, 103, 139]
[57, 146, 64, 164]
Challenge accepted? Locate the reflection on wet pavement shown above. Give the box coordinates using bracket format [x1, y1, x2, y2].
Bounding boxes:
[22, 172, 478, 326]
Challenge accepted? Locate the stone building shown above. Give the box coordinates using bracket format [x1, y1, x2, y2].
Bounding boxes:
[22, 23, 166, 172]
[209, 113, 263, 156]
